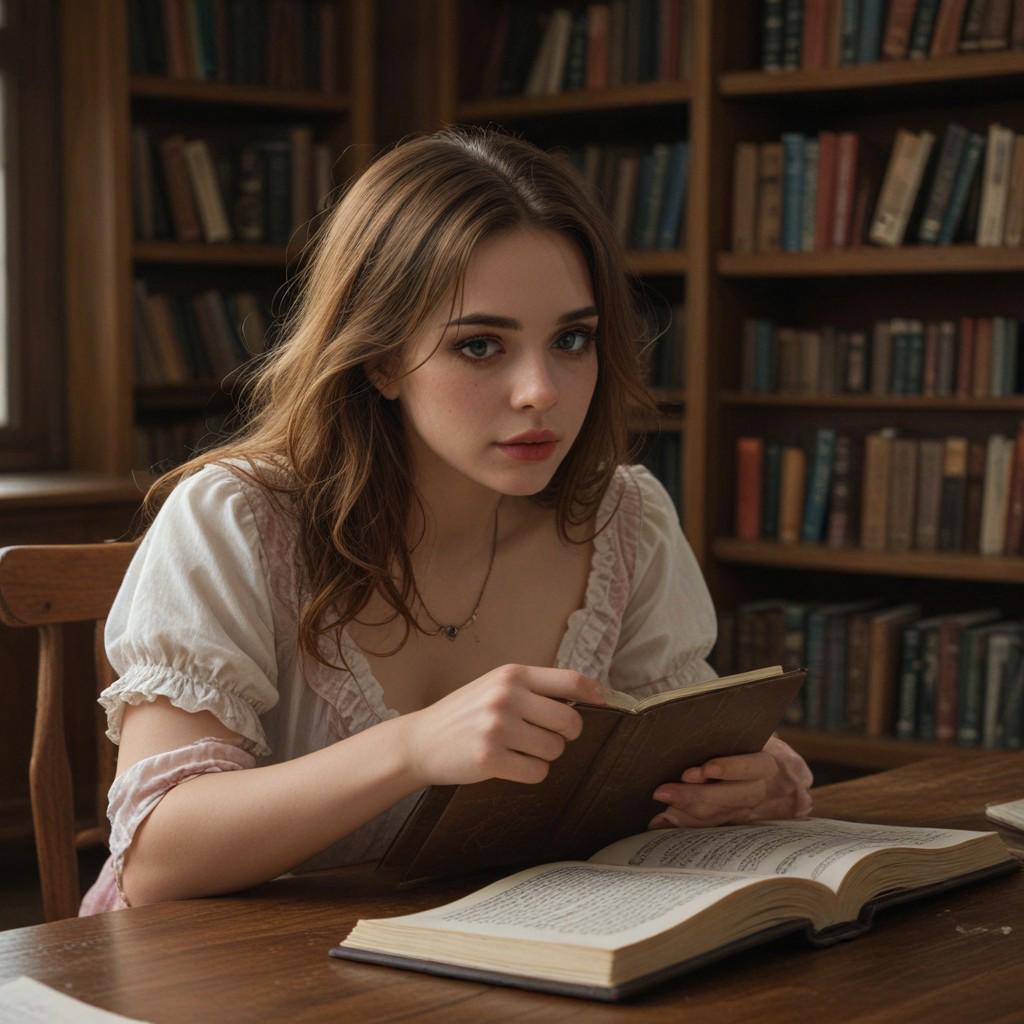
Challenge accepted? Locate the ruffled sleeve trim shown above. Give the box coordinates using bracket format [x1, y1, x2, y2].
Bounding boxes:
[99, 664, 272, 758]
[103, 737, 254, 909]
[555, 465, 644, 682]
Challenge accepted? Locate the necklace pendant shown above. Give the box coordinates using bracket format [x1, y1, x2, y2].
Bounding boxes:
[443, 625, 459, 641]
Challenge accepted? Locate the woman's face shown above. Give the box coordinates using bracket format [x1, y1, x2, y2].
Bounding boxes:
[381, 228, 600, 498]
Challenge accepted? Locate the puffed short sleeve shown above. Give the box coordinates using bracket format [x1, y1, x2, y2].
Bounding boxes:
[99, 465, 279, 757]
[608, 466, 718, 699]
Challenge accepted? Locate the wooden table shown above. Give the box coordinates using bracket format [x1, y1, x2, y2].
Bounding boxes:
[2, 754, 1023, 1022]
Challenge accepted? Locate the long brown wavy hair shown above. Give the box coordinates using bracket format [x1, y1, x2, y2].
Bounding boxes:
[144, 126, 659, 669]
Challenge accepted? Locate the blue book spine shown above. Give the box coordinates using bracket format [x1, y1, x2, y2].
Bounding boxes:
[857, 0, 885, 63]
[781, 132, 805, 252]
[896, 626, 921, 738]
[762, 0, 785, 70]
[801, 428, 836, 542]
[937, 133, 985, 244]
[906, 324, 925, 395]
[631, 151, 656, 250]
[908, 0, 942, 58]
[839, 0, 861, 65]
[655, 141, 689, 250]
[753, 320, 775, 391]
[957, 628, 985, 746]
[762, 443, 783, 540]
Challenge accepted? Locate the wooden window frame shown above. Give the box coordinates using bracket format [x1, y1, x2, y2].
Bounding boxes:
[0, 0, 63, 470]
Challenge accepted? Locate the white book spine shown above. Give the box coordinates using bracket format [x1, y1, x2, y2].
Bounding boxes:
[978, 124, 1014, 246]
[979, 435, 1013, 554]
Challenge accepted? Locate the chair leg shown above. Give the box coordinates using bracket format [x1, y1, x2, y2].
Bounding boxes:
[30, 624, 80, 921]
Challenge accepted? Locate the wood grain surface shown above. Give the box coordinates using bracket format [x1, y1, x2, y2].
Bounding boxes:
[0, 754, 1021, 1022]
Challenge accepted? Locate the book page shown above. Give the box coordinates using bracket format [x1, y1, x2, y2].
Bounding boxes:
[590, 818, 991, 892]
[0, 978, 148, 1023]
[594, 665, 785, 714]
[359, 862, 773, 949]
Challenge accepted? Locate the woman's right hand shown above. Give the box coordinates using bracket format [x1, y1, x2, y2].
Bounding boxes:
[397, 665, 604, 788]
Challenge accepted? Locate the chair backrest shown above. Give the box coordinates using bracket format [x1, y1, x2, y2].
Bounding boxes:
[0, 541, 138, 921]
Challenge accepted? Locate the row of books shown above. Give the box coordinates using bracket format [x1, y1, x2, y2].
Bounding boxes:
[740, 316, 1024, 397]
[129, 0, 339, 92]
[735, 425, 1024, 555]
[132, 127, 332, 245]
[135, 413, 229, 473]
[732, 123, 1024, 253]
[718, 599, 1024, 748]
[133, 281, 271, 386]
[563, 141, 689, 251]
[475, 0, 693, 99]
[761, 0, 1024, 72]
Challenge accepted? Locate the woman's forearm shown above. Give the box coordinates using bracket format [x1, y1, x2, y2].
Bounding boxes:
[122, 716, 420, 905]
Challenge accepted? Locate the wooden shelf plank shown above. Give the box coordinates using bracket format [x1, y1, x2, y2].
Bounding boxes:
[713, 538, 1024, 584]
[718, 247, 1024, 277]
[720, 51, 1024, 97]
[133, 242, 297, 266]
[131, 76, 351, 113]
[776, 728, 988, 772]
[457, 80, 691, 119]
[720, 392, 1024, 411]
[135, 381, 241, 411]
[626, 250, 688, 275]
[0, 474, 145, 509]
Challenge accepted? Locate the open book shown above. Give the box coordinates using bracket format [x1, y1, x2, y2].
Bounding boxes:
[379, 665, 806, 884]
[334, 817, 1017, 1001]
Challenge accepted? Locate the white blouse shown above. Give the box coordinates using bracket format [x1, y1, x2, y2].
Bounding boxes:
[84, 461, 718, 910]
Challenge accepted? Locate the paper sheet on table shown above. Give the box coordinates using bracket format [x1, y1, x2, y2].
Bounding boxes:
[0, 977, 149, 1023]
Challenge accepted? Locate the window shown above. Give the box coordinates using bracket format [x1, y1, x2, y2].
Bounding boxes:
[0, 0, 62, 470]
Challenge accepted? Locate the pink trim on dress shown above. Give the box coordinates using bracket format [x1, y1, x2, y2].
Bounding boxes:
[79, 736, 254, 916]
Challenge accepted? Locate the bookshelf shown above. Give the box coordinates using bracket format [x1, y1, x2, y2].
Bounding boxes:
[430, 0, 1024, 771]
[62, 0, 376, 477]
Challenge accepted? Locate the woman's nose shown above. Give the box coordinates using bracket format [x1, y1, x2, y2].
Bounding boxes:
[510, 355, 559, 411]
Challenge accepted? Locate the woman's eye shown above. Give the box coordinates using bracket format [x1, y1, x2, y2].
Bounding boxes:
[556, 328, 596, 354]
[455, 337, 500, 360]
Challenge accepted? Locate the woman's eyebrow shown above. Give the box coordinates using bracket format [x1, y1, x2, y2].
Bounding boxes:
[444, 305, 599, 329]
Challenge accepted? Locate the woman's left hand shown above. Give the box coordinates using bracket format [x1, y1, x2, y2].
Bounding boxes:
[648, 735, 814, 829]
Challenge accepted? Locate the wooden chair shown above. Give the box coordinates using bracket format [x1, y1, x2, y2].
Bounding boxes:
[0, 542, 138, 921]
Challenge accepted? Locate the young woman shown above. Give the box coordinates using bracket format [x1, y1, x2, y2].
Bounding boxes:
[81, 127, 812, 915]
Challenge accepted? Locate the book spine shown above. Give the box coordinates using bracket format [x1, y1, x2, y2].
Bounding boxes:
[908, 0, 942, 57]
[915, 439, 946, 550]
[779, 445, 807, 543]
[732, 142, 759, 253]
[960, 0, 988, 50]
[824, 612, 850, 731]
[978, 124, 1014, 246]
[781, 132, 805, 251]
[655, 141, 688, 251]
[957, 628, 986, 744]
[963, 439, 988, 553]
[735, 437, 764, 540]
[860, 431, 892, 550]
[917, 626, 941, 741]
[896, 625, 921, 738]
[930, 0, 971, 57]
[801, 428, 836, 542]
[937, 132, 985, 244]
[782, 0, 804, 68]
[936, 622, 962, 742]
[815, 131, 837, 250]
[839, 0, 861, 64]
[857, 0, 886, 62]
[917, 123, 969, 243]
[762, 442, 783, 540]
[938, 436, 969, 552]
[882, 0, 921, 59]
[804, 609, 828, 729]
[827, 433, 855, 546]
[757, 142, 784, 252]
[802, 0, 829, 69]
[800, 139, 819, 252]
[979, 0, 1013, 49]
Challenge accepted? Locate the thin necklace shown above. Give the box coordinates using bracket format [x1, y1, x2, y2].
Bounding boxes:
[411, 502, 500, 641]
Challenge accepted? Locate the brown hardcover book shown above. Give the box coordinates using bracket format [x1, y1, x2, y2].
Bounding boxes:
[866, 604, 923, 736]
[915, 438, 946, 551]
[870, 320, 892, 394]
[657, 0, 681, 81]
[779, 446, 807, 543]
[1002, 421, 1024, 554]
[960, 0, 989, 50]
[887, 438, 919, 551]
[814, 130, 837, 250]
[827, 433, 857, 546]
[930, 0, 971, 56]
[963, 439, 988, 552]
[832, 131, 859, 248]
[585, 3, 610, 89]
[861, 429, 895, 550]
[756, 142, 784, 252]
[290, 124, 314, 242]
[938, 437, 969, 551]
[979, 0, 1013, 48]
[157, 134, 202, 242]
[972, 318, 993, 397]
[956, 316, 975, 396]
[378, 666, 807, 886]
[845, 610, 873, 732]
[607, 0, 627, 88]
[936, 610, 1001, 742]
[142, 293, 189, 384]
[160, 0, 188, 78]
[1003, 134, 1024, 246]
[337, 820, 1016, 1001]
[732, 142, 760, 253]
[612, 152, 640, 245]
[735, 437, 764, 540]
[802, 0, 829, 68]
[882, 0, 920, 58]
[979, 124, 1015, 245]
